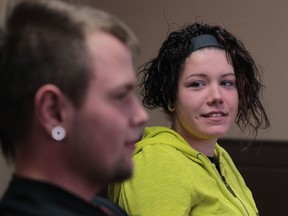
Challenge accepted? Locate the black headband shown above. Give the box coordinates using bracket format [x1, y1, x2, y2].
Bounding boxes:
[190, 34, 224, 53]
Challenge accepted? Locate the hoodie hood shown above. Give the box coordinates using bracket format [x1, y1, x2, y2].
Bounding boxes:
[134, 126, 210, 164]
[135, 126, 196, 153]
[134, 126, 230, 165]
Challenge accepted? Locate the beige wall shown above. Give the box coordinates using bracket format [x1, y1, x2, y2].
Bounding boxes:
[87, 0, 288, 141]
[1, 0, 288, 195]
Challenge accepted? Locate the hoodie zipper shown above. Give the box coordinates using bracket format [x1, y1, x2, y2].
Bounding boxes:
[221, 175, 236, 197]
[221, 175, 251, 216]
[204, 154, 257, 216]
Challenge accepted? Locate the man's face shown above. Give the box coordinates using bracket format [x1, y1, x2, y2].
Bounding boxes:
[67, 32, 148, 185]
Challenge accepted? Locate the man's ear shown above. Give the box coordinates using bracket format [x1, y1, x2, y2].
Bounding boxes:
[34, 84, 70, 136]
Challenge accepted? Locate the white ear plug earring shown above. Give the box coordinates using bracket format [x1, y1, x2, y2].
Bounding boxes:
[52, 126, 66, 141]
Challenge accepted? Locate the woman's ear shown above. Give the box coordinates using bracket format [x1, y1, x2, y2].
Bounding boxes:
[34, 84, 70, 137]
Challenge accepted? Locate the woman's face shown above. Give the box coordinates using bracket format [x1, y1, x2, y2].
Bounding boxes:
[172, 48, 238, 143]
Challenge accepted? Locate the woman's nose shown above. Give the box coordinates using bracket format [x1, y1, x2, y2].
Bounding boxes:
[207, 85, 224, 105]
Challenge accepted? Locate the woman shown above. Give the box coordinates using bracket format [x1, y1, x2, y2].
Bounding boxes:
[109, 22, 269, 216]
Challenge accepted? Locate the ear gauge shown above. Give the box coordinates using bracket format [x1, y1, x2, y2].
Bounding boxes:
[51, 126, 66, 141]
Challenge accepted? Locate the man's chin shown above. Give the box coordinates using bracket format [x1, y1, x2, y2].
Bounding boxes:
[111, 159, 134, 182]
[113, 165, 133, 182]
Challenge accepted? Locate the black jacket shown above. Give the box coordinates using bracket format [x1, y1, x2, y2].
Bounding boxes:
[0, 176, 127, 216]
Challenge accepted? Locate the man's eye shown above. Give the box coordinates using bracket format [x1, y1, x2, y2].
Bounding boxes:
[114, 92, 128, 100]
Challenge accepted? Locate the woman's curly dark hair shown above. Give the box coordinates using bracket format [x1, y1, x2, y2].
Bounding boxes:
[139, 22, 270, 137]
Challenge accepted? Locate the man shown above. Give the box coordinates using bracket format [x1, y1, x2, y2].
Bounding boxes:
[0, 0, 148, 215]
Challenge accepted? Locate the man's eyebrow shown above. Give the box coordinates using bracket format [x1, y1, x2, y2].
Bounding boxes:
[113, 82, 135, 92]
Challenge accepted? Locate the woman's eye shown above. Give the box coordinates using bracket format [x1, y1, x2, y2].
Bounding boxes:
[221, 80, 235, 87]
[190, 81, 205, 88]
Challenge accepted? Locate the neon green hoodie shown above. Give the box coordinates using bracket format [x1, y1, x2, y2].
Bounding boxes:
[109, 126, 258, 216]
